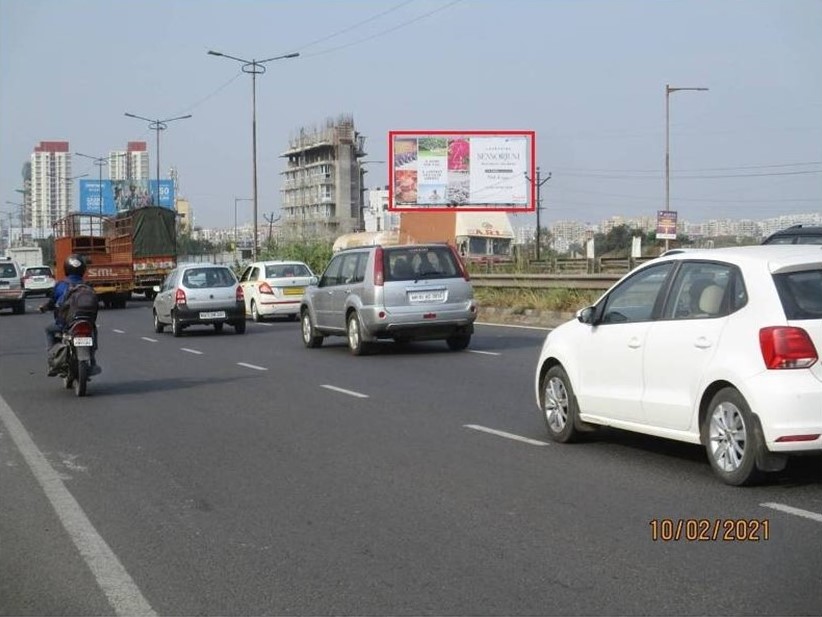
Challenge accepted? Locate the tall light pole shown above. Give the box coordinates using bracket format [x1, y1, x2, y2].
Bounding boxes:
[124, 112, 192, 207]
[665, 84, 708, 250]
[208, 49, 299, 260]
[75, 153, 109, 215]
[4, 201, 23, 247]
[234, 197, 252, 259]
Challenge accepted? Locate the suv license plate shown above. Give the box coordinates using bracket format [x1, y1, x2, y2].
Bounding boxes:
[199, 311, 226, 319]
[73, 337, 94, 347]
[409, 291, 446, 303]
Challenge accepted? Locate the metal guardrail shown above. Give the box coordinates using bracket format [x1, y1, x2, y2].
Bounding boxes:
[471, 273, 622, 290]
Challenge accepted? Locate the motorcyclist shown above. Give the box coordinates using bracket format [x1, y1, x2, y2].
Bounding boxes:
[39, 254, 100, 375]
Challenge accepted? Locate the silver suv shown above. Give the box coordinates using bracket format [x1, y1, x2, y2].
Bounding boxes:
[152, 263, 246, 336]
[0, 258, 26, 314]
[300, 244, 476, 355]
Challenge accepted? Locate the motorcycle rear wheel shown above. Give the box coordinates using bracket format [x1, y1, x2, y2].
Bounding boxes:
[74, 361, 88, 397]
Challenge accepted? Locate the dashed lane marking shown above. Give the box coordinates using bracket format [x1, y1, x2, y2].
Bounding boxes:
[141, 337, 157, 343]
[761, 502, 822, 524]
[181, 348, 203, 355]
[475, 321, 552, 331]
[464, 424, 550, 446]
[321, 385, 370, 399]
[468, 350, 501, 356]
[113, 329, 126, 334]
[237, 362, 267, 371]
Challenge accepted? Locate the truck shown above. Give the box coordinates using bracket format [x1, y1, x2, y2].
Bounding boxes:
[115, 206, 177, 299]
[53, 213, 133, 308]
[5, 246, 44, 270]
[399, 211, 515, 263]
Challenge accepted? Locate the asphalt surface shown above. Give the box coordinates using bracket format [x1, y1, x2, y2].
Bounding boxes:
[1, 296, 821, 616]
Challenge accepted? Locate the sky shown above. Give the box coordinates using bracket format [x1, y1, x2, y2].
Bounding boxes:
[1, 0, 820, 231]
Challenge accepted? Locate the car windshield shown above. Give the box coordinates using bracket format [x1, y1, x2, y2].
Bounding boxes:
[773, 269, 822, 319]
[384, 246, 460, 281]
[265, 264, 311, 278]
[183, 268, 235, 288]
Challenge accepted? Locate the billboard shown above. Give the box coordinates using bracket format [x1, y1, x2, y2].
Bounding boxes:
[389, 131, 535, 211]
[656, 210, 678, 240]
[79, 179, 175, 215]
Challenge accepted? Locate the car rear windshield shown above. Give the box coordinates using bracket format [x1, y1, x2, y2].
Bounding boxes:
[384, 246, 461, 282]
[183, 268, 235, 288]
[773, 269, 822, 319]
[0, 264, 18, 277]
[266, 264, 311, 278]
[26, 267, 52, 276]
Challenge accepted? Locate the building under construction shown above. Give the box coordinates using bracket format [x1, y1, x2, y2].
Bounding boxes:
[280, 115, 367, 238]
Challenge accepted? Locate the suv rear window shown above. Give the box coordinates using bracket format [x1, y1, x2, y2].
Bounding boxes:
[384, 246, 460, 282]
[0, 264, 18, 278]
[25, 267, 52, 276]
[774, 269, 822, 319]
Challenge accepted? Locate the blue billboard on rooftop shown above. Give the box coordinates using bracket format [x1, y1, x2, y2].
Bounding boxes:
[79, 179, 175, 214]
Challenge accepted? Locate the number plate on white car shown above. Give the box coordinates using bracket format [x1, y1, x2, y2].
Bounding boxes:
[408, 290, 446, 303]
[199, 311, 226, 319]
[73, 337, 94, 347]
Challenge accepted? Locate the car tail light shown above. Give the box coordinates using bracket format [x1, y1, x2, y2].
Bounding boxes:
[70, 321, 94, 337]
[374, 246, 384, 286]
[759, 327, 818, 369]
[174, 288, 187, 305]
[236, 286, 245, 303]
[449, 245, 470, 281]
[775, 434, 820, 442]
[259, 282, 274, 295]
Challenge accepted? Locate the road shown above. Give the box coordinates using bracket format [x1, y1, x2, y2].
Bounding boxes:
[1, 296, 821, 615]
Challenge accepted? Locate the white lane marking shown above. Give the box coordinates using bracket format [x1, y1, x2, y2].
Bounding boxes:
[141, 337, 157, 343]
[476, 321, 553, 331]
[237, 362, 267, 371]
[113, 329, 126, 334]
[0, 394, 157, 616]
[181, 348, 203, 355]
[464, 424, 549, 446]
[468, 350, 501, 356]
[321, 385, 369, 399]
[761, 502, 822, 524]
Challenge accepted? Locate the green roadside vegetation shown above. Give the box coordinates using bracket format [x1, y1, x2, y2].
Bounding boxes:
[473, 287, 601, 313]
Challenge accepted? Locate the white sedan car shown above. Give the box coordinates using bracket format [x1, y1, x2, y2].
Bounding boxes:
[534, 245, 822, 485]
[238, 260, 316, 322]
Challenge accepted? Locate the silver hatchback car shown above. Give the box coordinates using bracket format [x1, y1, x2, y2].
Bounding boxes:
[152, 263, 246, 336]
[300, 244, 476, 355]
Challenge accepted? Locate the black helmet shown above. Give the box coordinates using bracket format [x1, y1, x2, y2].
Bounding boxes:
[64, 254, 87, 277]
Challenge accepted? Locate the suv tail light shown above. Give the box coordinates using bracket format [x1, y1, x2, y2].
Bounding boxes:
[449, 245, 470, 281]
[259, 282, 274, 295]
[236, 286, 245, 303]
[174, 288, 187, 305]
[374, 246, 384, 286]
[760, 327, 818, 369]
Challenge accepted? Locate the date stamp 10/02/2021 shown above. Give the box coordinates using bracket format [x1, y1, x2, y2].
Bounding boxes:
[649, 518, 770, 542]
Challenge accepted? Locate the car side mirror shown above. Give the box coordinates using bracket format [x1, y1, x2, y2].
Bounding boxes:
[152, 285, 161, 293]
[309, 276, 319, 286]
[577, 306, 595, 325]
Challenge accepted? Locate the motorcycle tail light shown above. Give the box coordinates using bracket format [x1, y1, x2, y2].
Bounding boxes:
[71, 321, 94, 337]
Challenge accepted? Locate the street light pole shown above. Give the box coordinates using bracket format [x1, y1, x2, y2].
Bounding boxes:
[665, 83, 708, 250]
[124, 112, 192, 206]
[208, 49, 299, 261]
[76, 153, 109, 215]
[4, 201, 23, 248]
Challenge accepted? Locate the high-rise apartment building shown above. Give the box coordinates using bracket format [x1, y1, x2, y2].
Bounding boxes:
[280, 115, 367, 237]
[109, 141, 149, 181]
[30, 141, 72, 234]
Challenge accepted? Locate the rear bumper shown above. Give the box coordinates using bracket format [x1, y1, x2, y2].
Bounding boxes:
[258, 298, 301, 316]
[174, 303, 245, 325]
[360, 306, 476, 340]
[0, 290, 26, 306]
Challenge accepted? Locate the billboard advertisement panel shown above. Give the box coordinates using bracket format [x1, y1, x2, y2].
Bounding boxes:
[656, 210, 678, 240]
[79, 179, 175, 215]
[389, 131, 535, 212]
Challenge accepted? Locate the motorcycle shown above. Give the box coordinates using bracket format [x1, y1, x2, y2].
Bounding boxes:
[51, 318, 99, 397]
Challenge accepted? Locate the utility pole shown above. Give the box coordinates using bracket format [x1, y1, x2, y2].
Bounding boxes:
[525, 167, 551, 261]
[263, 212, 281, 248]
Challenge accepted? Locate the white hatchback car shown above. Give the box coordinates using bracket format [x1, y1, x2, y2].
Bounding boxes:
[238, 260, 316, 322]
[534, 245, 822, 485]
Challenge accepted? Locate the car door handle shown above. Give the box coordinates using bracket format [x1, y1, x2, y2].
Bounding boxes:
[694, 337, 712, 349]
[628, 337, 641, 349]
